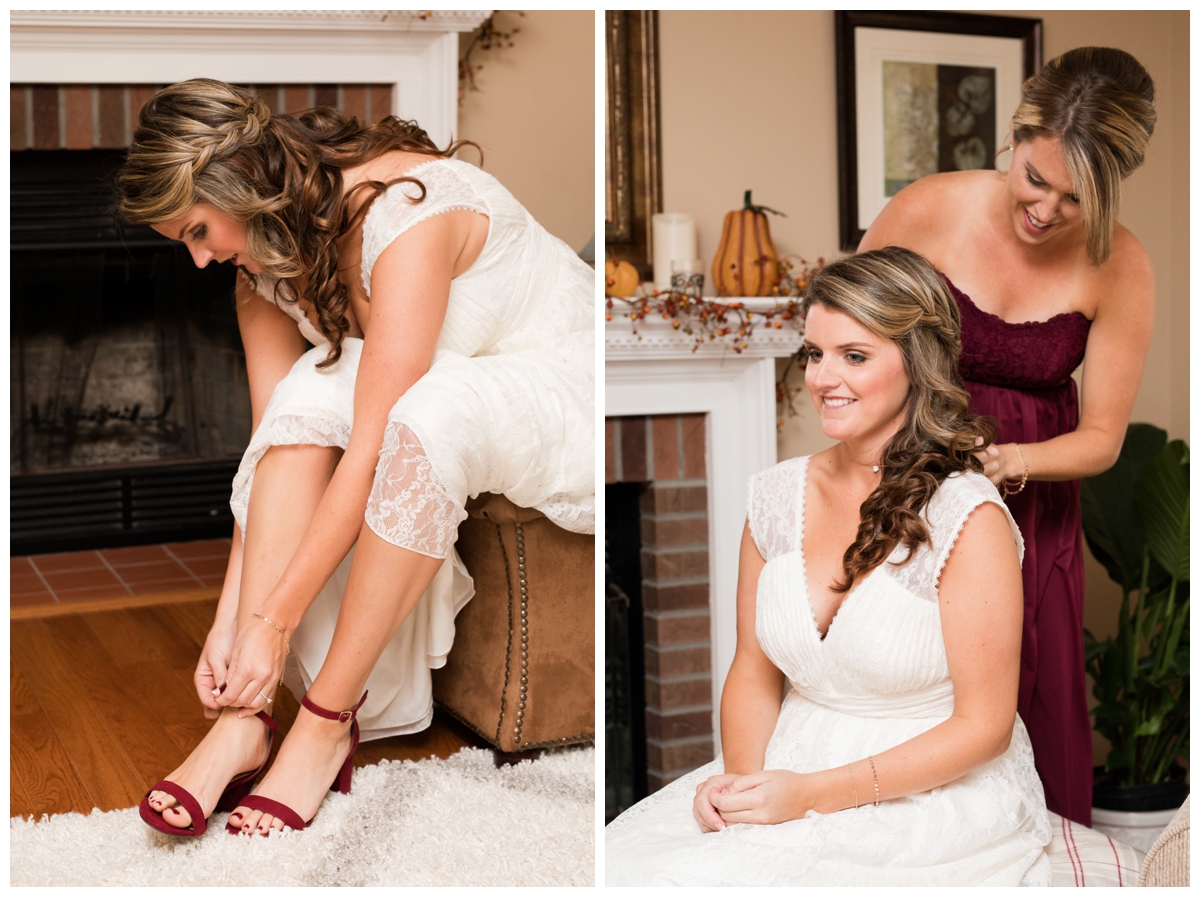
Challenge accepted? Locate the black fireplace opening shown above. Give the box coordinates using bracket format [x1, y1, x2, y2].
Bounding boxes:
[606, 481, 649, 821]
[11, 149, 251, 554]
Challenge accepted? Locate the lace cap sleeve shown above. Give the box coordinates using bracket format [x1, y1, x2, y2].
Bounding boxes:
[359, 161, 490, 297]
[746, 456, 806, 562]
[887, 471, 1023, 602]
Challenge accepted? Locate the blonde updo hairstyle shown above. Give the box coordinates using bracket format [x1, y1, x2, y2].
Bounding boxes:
[117, 78, 475, 366]
[802, 247, 994, 593]
[1010, 47, 1155, 265]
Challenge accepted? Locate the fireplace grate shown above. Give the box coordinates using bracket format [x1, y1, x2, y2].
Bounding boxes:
[11, 459, 240, 555]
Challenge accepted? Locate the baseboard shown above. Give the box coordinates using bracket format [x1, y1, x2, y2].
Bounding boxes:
[11, 586, 221, 619]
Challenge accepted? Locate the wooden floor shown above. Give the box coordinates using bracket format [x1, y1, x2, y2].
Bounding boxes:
[11, 595, 489, 821]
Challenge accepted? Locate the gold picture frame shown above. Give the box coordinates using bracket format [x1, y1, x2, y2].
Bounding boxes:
[605, 10, 662, 277]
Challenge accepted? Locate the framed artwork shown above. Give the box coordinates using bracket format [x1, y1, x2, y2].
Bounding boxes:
[605, 10, 662, 278]
[835, 11, 1042, 250]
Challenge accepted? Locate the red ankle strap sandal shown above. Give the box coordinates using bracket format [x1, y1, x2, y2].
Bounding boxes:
[139, 709, 277, 838]
[226, 690, 368, 835]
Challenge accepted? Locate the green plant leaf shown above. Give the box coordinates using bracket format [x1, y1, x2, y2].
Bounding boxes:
[1132, 689, 1178, 737]
[1082, 423, 1167, 591]
[1136, 439, 1190, 583]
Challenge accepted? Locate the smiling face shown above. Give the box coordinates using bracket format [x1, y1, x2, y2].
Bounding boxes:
[150, 203, 261, 274]
[804, 303, 911, 450]
[1006, 135, 1083, 247]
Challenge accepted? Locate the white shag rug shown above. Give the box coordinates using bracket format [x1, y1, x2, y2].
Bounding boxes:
[11, 746, 594, 887]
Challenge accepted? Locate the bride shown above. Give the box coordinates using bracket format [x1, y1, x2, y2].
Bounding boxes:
[117, 79, 593, 837]
[605, 247, 1051, 885]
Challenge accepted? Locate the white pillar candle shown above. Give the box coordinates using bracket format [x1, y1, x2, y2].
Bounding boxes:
[652, 213, 697, 290]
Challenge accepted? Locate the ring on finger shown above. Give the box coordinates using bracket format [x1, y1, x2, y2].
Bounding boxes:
[258, 689, 273, 705]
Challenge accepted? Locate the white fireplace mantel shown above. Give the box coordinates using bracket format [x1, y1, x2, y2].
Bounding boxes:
[10, 10, 492, 149]
[606, 299, 803, 748]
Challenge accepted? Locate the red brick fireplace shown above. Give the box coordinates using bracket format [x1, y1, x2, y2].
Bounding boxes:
[607, 413, 714, 790]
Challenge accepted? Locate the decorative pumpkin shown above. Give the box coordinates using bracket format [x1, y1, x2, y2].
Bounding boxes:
[712, 191, 786, 297]
[605, 259, 640, 298]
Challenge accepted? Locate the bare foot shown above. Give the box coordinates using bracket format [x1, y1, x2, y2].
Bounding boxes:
[229, 704, 354, 835]
[146, 707, 273, 830]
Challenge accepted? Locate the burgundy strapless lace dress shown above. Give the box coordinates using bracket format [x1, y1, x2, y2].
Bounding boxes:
[947, 276, 1093, 827]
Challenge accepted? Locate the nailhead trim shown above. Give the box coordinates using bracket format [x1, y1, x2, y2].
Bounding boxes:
[494, 522, 516, 747]
[513, 522, 530, 746]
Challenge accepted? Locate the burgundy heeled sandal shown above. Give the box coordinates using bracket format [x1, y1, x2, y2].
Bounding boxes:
[139, 709, 277, 838]
[226, 690, 368, 835]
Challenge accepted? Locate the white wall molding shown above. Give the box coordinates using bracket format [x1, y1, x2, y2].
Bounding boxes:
[10, 11, 490, 34]
[605, 297, 803, 361]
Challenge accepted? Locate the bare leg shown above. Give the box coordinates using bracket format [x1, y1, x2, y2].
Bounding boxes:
[150, 444, 342, 829]
[231, 523, 443, 834]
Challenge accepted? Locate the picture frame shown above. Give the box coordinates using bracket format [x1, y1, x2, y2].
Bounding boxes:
[605, 10, 662, 278]
[835, 11, 1042, 250]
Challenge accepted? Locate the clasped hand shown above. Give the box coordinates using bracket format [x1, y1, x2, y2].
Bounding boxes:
[693, 770, 811, 832]
[195, 614, 288, 718]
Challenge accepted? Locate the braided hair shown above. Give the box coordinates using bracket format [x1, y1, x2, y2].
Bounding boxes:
[801, 247, 995, 593]
[117, 78, 477, 367]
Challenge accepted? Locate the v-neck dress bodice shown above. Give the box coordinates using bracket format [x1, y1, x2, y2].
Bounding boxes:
[606, 456, 1052, 886]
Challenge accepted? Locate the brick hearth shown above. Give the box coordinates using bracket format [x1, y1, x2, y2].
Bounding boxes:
[607, 413, 715, 791]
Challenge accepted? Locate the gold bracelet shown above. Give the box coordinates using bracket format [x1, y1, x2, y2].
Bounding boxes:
[252, 612, 291, 688]
[252, 612, 290, 652]
[867, 755, 880, 807]
[846, 762, 859, 810]
[1001, 443, 1029, 498]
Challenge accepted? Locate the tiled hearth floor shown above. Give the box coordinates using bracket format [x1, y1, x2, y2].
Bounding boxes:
[11, 539, 230, 616]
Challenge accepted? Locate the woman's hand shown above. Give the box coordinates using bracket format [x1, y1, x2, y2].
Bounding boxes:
[693, 773, 738, 832]
[214, 613, 289, 717]
[973, 440, 1023, 486]
[709, 770, 810, 826]
[974, 442, 1003, 484]
[195, 616, 236, 719]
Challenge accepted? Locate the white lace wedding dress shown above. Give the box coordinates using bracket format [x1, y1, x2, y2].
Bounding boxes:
[606, 456, 1052, 886]
[228, 158, 594, 739]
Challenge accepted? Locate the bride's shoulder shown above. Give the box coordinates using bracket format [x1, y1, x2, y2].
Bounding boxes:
[925, 469, 1001, 516]
[938, 467, 998, 497]
[749, 455, 809, 492]
[926, 469, 1023, 560]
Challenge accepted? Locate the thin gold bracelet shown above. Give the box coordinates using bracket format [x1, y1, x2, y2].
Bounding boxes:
[252, 612, 290, 687]
[846, 762, 859, 809]
[252, 612, 290, 651]
[1001, 443, 1029, 498]
[867, 755, 880, 807]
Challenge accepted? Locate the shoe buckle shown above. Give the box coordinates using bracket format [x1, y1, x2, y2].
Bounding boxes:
[338, 710, 354, 723]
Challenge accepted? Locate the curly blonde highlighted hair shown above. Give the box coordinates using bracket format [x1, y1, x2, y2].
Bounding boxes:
[802, 247, 994, 593]
[1011, 47, 1155, 265]
[117, 78, 477, 366]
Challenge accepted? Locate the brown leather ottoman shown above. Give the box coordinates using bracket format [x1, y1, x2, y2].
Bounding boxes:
[432, 493, 594, 754]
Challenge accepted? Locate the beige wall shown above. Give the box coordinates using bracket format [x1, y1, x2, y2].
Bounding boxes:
[457, 10, 594, 253]
[659, 10, 1189, 763]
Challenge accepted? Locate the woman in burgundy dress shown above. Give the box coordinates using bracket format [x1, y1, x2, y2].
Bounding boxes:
[859, 47, 1157, 827]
